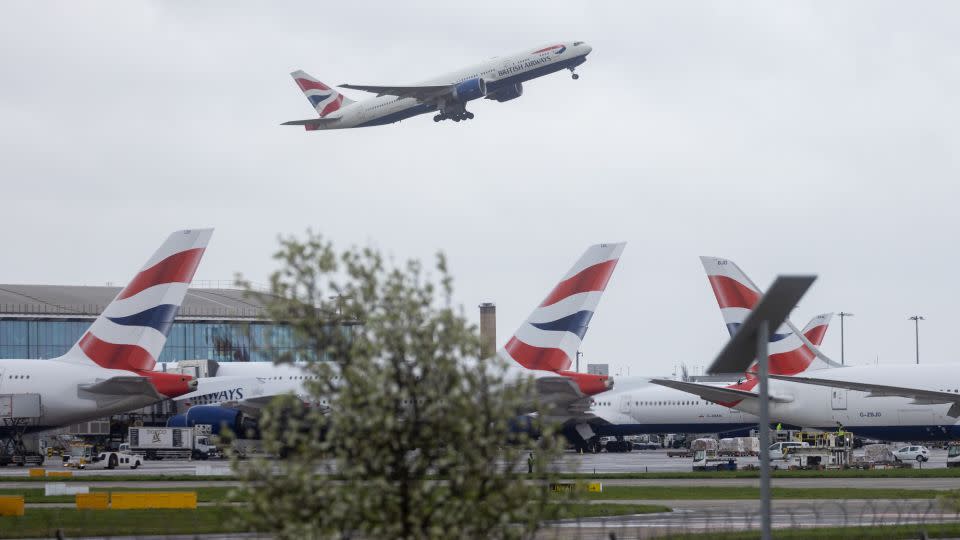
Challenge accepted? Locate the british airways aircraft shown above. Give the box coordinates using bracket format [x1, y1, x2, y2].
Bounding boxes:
[283, 41, 592, 130]
[0, 230, 208, 440]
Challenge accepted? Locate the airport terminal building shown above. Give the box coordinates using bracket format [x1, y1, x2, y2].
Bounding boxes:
[0, 284, 300, 363]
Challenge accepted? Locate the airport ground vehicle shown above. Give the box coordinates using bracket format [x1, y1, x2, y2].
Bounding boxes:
[63, 444, 140, 470]
[692, 448, 737, 471]
[948, 444, 960, 467]
[893, 445, 930, 463]
[784, 433, 854, 469]
[127, 427, 219, 460]
[768, 441, 808, 460]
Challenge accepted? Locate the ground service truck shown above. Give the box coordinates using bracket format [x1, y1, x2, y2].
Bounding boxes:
[127, 427, 218, 460]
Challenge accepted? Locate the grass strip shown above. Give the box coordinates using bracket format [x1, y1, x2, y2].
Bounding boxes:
[0, 503, 668, 538]
[0, 507, 246, 538]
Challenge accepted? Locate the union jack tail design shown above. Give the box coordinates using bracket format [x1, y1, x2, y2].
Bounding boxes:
[801, 313, 833, 347]
[700, 256, 832, 375]
[290, 70, 355, 118]
[60, 229, 213, 374]
[500, 243, 625, 373]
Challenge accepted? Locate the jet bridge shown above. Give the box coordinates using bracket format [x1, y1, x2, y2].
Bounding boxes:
[0, 394, 43, 466]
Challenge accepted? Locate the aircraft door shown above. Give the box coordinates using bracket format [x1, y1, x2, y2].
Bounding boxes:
[619, 395, 632, 415]
[831, 388, 847, 410]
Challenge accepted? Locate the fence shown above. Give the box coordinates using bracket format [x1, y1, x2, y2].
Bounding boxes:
[535, 498, 960, 539]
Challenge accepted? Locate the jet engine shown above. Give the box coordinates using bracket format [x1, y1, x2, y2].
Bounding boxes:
[167, 406, 251, 436]
[486, 83, 523, 102]
[452, 78, 487, 102]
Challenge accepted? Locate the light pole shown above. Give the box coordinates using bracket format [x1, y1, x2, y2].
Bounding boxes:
[838, 312, 854, 365]
[909, 316, 925, 364]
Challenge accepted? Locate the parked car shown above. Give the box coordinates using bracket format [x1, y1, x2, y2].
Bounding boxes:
[768, 441, 808, 460]
[893, 445, 930, 463]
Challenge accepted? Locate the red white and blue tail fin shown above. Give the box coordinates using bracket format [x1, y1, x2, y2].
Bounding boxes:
[500, 243, 625, 372]
[59, 229, 213, 373]
[290, 70, 354, 117]
[700, 256, 833, 375]
[801, 313, 833, 347]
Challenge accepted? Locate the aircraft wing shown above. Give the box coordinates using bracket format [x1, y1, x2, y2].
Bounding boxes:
[79, 376, 162, 400]
[339, 83, 452, 100]
[770, 374, 960, 417]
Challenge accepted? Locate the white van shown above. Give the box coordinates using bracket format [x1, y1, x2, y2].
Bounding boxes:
[768, 441, 808, 460]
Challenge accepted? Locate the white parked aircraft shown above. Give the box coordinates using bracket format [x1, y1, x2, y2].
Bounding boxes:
[655, 257, 960, 442]
[0, 230, 211, 441]
[283, 41, 592, 129]
[573, 314, 832, 450]
[156, 242, 625, 433]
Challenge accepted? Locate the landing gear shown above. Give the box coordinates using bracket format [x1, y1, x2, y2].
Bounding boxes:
[570, 67, 580, 80]
[0, 421, 43, 467]
[434, 109, 475, 123]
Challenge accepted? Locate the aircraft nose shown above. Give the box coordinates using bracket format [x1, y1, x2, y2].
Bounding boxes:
[583, 44, 593, 55]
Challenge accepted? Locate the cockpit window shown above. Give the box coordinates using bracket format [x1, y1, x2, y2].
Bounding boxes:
[573, 41, 584, 46]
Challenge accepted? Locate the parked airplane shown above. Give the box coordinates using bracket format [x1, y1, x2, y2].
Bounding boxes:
[654, 257, 960, 442]
[283, 41, 592, 129]
[551, 256, 837, 451]
[0, 229, 211, 442]
[157, 243, 624, 433]
[565, 313, 832, 451]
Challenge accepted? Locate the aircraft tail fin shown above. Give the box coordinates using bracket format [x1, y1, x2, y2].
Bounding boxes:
[290, 70, 355, 117]
[499, 243, 625, 372]
[58, 229, 213, 374]
[801, 313, 833, 347]
[700, 256, 832, 375]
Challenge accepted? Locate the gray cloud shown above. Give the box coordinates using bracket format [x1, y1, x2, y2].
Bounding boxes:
[1, 1, 958, 375]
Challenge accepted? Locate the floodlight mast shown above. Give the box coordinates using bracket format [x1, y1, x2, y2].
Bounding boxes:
[909, 315, 925, 364]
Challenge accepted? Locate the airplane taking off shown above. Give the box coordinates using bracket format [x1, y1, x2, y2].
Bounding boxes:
[0, 230, 211, 446]
[283, 41, 592, 129]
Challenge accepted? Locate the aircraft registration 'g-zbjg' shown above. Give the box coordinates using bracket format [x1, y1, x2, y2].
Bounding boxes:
[283, 41, 592, 130]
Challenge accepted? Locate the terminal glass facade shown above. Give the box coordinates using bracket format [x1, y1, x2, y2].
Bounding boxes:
[0, 319, 303, 363]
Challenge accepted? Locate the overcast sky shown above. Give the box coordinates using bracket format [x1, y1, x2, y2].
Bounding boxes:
[2, 2, 958, 375]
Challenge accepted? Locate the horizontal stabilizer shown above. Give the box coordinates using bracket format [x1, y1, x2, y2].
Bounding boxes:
[79, 376, 162, 400]
[651, 379, 761, 403]
[770, 374, 960, 416]
[282, 117, 341, 127]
